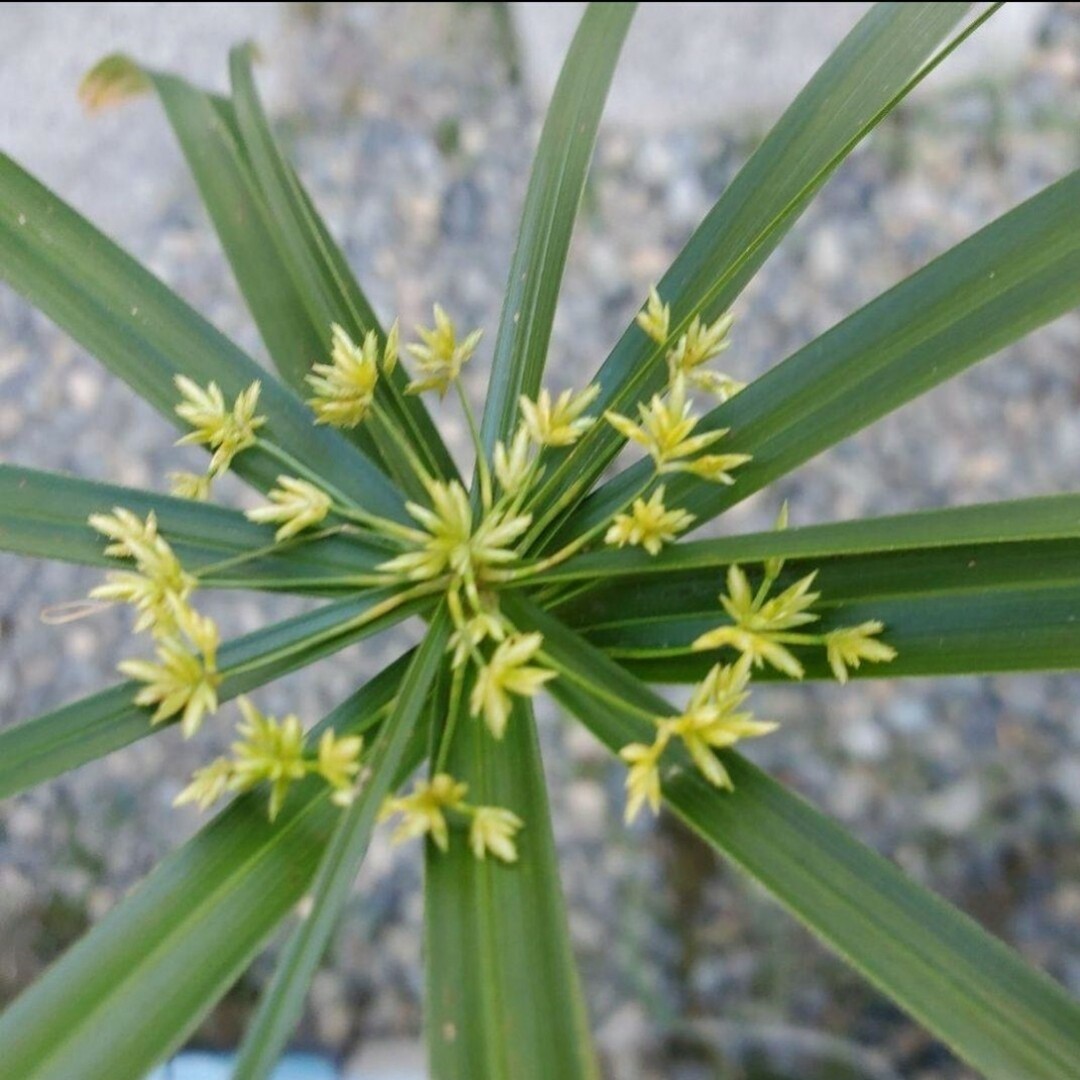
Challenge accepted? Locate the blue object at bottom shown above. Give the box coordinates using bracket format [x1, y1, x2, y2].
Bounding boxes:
[148, 1051, 338, 1080]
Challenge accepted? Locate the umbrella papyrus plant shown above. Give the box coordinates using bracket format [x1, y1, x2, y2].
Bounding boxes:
[1, 4, 1079, 1079]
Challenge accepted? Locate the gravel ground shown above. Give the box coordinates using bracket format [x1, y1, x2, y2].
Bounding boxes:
[2, 4, 1080, 1078]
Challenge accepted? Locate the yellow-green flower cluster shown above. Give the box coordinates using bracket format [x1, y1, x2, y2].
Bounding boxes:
[175, 697, 363, 820]
[119, 606, 221, 738]
[621, 656, 776, 823]
[368, 466, 555, 741]
[89, 508, 221, 738]
[289, 313, 583, 751]
[636, 286, 744, 401]
[596, 287, 755, 558]
[405, 304, 483, 396]
[694, 563, 822, 679]
[378, 478, 531, 592]
[617, 509, 896, 817]
[171, 377, 265, 501]
[519, 385, 599, 448]
[81, 304, 895, 859]
[605, 485, 694, 555]
[376, 480, 553, 738]
[468, 631, 556, 739]
[167, 471, 213, 501]
[307, 322, 398, 428]
[90, 377, 274, 739]
[824, 621, 898, 684]
[246, 476, 333, 542]
[88, 508, 195, 636]
[690, 561, 895, 682]
[379, 772, 523, 862]
[606, 374, 750, 484]
[485, 382, 600, 508]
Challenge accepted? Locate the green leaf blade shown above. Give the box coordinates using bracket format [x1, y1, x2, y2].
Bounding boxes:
[0, 659, 418, 1080]
[536, 494, 1080, 583]
[504, 593, 1080, 1080]
[478, 1, 636, 453]
[0, 589, 432, 798]
[527, 1, 976, 534]
[564, 168, 1080, 542]
[227, 45, 458, 488]
[0, 153, 407, 521]
[425, 695, 597, 1080]
[591, 580, 1080, 682]
[149, 74, 328, 397]
[0, 463, 383, 586]
[234, 608, 451, 1080]
[548, 500, 1080, 681]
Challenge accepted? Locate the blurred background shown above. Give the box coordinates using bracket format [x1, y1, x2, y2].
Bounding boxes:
[2, 3, 1079, 1078]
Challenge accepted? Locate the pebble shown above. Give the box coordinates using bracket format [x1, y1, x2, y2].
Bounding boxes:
[836, 715, 891, 764]
[922, 778, 986, 837]
[1049, 758, 1080, 809]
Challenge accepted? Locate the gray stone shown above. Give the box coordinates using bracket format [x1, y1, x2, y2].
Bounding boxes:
[1049, 757, 1080, 810]
[922, 777, 985, 836]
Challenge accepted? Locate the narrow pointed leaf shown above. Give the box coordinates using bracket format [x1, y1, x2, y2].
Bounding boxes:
[0, 463, 383, 586]
[143, 74, 332, 400]
[556, 528, 1080, 680]
[233, 608, 450, 1080]
[563, 168, 1080, 542]
[100, 62, 404, 480]
[0, 588, 434, 798]
[596, 580, 1080, 683]
[535, 494, 1080, 583]
[527, 2, 978, 533]
[0, 153, 407, 520]
[503, 593, 1080, 1080]
[426, 693, 596, 1079]
[423, 10, 629, 1063]
[227, 45, 457, 488]
[478, 2, 635, 452]
[0, 656, 424, 1080]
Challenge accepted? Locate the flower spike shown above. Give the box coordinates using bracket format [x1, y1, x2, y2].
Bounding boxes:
[469, 632, 556, 739]
[519, 385, 599, 448]
[307, 323, 381, 428]
[246, 476, 332, 542]
[405, 304, 482, 396]
[174, 376, 264, 476]
[605, 485, 694, 555]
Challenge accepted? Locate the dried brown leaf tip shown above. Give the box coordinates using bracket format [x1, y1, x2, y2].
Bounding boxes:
[78, 54, 151, 114]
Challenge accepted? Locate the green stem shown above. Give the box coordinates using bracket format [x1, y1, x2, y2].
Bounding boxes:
[490, 472, 656, 583]
[206, 574, 394, 592]
[753, 566, 783, 609]
[434, 661, 467, 774]
[257, 438, 359, 511]
[521, 472, 591, 551]
[455, 379, 493, 510]
[770, 631, 828, 646]
[371, 401, 437, 491]
[540, 648, 658, 725]
[193, 526, 350, 581]
[375, 376, 444, 481]
[225, 579, 445, 678]
[506, 453, 543, 520]
[329, 504, 418, 544]
[258, 436, 420, 543]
